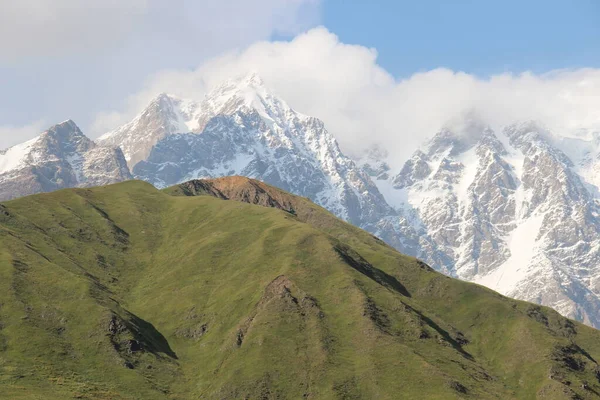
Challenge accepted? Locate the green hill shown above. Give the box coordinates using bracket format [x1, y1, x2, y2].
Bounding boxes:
[1, 177, 600, 399]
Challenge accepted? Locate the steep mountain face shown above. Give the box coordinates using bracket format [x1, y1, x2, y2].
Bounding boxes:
[130, 73, 395, 231]
[4, 179, 600, 399]
[369, 120, 600, 327]
[98, 94, 202, 167]
[0, 120, 131, 201]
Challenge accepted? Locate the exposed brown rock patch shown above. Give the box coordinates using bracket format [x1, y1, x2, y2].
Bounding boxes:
[175, 176, 298, 215]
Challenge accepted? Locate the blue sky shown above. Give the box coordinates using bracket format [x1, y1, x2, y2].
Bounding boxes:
[319, 0, 600, 77]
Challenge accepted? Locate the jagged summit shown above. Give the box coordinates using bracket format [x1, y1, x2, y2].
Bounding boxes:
[132, 73, 390, 229]
[218, 71, 267, 90]
[424, 113, 498, 158]
[195, 71, 296, 132]
[1, 119, 89, 172]
[98, 92, 202, 167]
[38, 119, 94, 155]
[54, 119, 79, 130]
[370, 122, 600, 327]
[94, 74, 371, 227]
[98, 72, 291, 167]
[100, 73, 387, 235]
[0, 120, 131, 201]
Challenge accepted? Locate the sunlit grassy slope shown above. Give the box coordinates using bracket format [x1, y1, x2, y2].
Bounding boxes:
[1, 177, 600, 399]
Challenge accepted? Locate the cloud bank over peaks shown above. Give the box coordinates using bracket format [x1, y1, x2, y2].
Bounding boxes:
[86, 27, 600, 168]
[0, 0, 322, 149]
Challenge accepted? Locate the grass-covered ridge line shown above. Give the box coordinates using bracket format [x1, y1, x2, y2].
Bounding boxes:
[0, 178, 599, 399]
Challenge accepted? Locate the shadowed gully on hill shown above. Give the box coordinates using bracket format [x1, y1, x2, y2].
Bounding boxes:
[1, 177, 600, 399]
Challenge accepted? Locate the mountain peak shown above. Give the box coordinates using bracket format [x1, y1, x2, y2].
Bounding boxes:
[58, 119, 78, 127]
[36, 119, 95, 158]
[149, 92, 193, 106]
[42, 119, 86, 137]
[1, 120, 85, 174]
[426, 117, 496, 158]
[0, 120, 131, 200]
[40, 119, 87, 142]
[239, 71, 265, 87]
[505, 119, 549, 138]
[196, 72, 294, 132]
[208, 71, 271, 103]
[143, 92, 181, 114]
[222, 71, 266, 90]
[149, 92, 172, 104]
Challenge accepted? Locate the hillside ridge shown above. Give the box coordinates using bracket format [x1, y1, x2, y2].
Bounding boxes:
[2, 178, 600, 398]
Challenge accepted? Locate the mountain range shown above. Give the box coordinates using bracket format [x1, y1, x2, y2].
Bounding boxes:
[370, 120, 600, 328]
[2, 72, 600, 330]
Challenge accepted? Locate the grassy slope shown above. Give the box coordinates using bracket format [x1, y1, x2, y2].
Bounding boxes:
[0, 179, 599, 399]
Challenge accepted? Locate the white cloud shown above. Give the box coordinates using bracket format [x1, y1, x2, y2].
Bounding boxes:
[94, 27, 600, 169]
[0, 0, 320, 62]
[0, 0, 321, 147]
[0, 0, 149, 61]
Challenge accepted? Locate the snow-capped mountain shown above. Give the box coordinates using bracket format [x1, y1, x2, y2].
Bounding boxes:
[98, 94, 202, 168]
[5, 73, 600, 329]
[129, 73, 396, 231]
[98, 73, 600, 327]
[369, 119, 600, 327]
[0, 120, 131, 201]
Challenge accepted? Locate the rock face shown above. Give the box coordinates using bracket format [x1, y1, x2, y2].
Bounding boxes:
[371, 119, 600, 327]
[171, 177, 297, 214]
[0, 120, 131, 201]
[98, 94, 202, 168]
